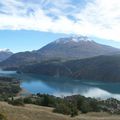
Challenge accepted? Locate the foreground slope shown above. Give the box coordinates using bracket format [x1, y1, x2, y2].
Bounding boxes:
[19, 54, 120, 82]
[0, 102, 120, 120]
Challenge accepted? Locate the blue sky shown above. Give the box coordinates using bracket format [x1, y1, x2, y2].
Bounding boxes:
[0, 0, 120, 52]
[1, 30, 120, 53]
[0, 30, 68, 52]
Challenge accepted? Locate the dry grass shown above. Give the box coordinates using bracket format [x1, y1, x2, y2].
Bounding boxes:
[0, 102, 120, 120]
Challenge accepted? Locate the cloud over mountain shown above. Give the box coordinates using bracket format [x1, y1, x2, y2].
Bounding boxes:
[0, 0, 120, 41]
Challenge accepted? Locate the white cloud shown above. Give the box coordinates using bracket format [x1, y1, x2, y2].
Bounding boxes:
[0, 0, 120, 41]
[75, 0, 120, 41]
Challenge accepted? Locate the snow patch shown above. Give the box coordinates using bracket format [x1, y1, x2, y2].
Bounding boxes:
[54, 36, 93, 44]
[0, 48, 11, 52]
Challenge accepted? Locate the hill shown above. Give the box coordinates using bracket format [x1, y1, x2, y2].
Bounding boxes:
[0, 51, 40, 69]
[0, 102, 120, 120]
[18, 54, 120, 82]
[0, 36, 119, 69]
[0, 77, 21, 100]
[0, 49, 13, 62]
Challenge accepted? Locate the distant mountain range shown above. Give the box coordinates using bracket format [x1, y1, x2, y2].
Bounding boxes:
[0, 36, 119, 69]
[0, 49, 13, 62]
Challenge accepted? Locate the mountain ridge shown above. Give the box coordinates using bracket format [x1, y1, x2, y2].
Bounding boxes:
[18, 54, 120, 82]
[0, 49, 13, 62]
[0, 36, 120, 69]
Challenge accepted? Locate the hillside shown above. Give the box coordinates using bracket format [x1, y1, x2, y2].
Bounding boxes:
[0, 36, 119, 70]
[0, 49, 13, 62]
[0, 102, 120, 120]
[0, 77, 21, 100]
[18, 54, 120, 82]
[0, 51, 40, 69]
[37, 36, 120, 60]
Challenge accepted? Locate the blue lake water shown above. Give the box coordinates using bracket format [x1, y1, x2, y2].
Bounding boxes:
[0, 69, 120, 100]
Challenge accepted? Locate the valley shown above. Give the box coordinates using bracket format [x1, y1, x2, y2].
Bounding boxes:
[0, 0, 120, 119]
[1, 36, 120, 119]
[1, 36, 120, 82]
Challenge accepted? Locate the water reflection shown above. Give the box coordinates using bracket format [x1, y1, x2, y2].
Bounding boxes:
[1, 70, 120, 99]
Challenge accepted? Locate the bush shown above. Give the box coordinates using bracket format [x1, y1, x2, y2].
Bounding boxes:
[41, 95, 50, 106]
[53, 103, 71, 115]
[34, 98, 42, 105]
[24, 97, 33, 104]
[80, 101, 92, 113]
[89, 99, 100, 112]
[40, 94, 56, 107]
[70, 105, 78, 117]
[76, 96, 85, 110]
[8, 98, 24, 106]
[0, 113, 7, 120]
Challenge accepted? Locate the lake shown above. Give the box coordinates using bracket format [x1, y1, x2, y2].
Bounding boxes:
[0, 69, 120, 100]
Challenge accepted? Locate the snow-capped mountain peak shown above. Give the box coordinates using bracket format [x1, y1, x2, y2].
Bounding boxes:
[71, 36, 92, 42]
[54, 36, 92, 44]
[0, 48, 11, 52]
[0, 49, 13, 62]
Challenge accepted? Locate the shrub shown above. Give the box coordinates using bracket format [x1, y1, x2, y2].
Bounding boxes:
[41, 95, 50, 106]
[80, 101, 92, 113]
[8, 98, 24, 106]
[89, 99, 100, 112]
[76, 96, 85, 110]
[53, 103, 71, 115]
[0, 113, 7, 120]
[70, 105, 78, 117]
[41, 94, 56, 107]
[24, 97, 33, 104]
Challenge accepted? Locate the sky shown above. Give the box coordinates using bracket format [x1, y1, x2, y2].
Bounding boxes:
[0, 0, 120, 52]
[0, 30, 68, 52]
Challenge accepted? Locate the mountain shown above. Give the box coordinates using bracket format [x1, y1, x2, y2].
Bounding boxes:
[18, 54, 120, 82]
[0, 49, 13, 62]
[0, 36, 120, 69]
[0, 51, 40, 69]
[36, 36, 120, 60]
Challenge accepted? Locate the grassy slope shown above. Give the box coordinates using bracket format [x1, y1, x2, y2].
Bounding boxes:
[0, 102, 120, 120]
